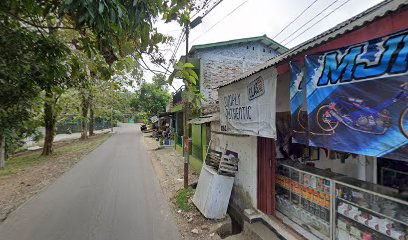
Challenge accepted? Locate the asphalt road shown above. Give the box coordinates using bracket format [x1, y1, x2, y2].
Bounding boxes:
[0, 124, 180, 240]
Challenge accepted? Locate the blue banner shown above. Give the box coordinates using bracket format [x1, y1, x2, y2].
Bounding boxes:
[305, 30, 408, 161]
[290, 62, 308, 144]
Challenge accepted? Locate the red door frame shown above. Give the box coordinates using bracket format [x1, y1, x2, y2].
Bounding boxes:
[257, 137, 276, 215]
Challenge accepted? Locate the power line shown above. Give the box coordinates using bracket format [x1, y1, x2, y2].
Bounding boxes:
[165, 30, 186, 74]
[280, 0, 339, 45]
[200, 0, 224, 19]
[285, 0, 353, 46]
[191, 0, 249, 44]
[273, 0, 320, 40]
[163, 0, 224, 75]
[192, 0, 222, 19]
[170, 31, 185, 62]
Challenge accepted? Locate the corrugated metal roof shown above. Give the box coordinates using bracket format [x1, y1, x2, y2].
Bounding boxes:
[190, 35, 288, 54]
[220, 0, 408, 88]
[189, 113, 220, 124]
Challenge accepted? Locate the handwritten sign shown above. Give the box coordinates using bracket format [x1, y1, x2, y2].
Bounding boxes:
[219, 71, 276, 138]
[248, 76, 265, 101]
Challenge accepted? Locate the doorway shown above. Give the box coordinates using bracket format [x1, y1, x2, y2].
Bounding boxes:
[257, 136, 276, 215]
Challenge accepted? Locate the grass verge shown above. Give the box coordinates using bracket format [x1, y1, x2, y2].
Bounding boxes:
[176, 187, 195, 212]
[0, 133, 111, 178]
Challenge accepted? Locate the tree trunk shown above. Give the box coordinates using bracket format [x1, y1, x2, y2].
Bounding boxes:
[80, 91, 89, 140]
[42, 89, 55, 155]
[89, 93, 95, 136]
[0, 135, 5, 169]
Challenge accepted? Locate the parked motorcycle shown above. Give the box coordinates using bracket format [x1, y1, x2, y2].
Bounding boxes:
[315, 83, 408, 138]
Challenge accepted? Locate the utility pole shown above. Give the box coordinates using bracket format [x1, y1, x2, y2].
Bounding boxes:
[182, 0, 224, 189]
[183, 25, 190, 189]
[111, 107, 113, 132]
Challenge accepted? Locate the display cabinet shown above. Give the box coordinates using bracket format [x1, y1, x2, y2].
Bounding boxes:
[276, 161, 343, 240]
[334, 177, 407, 240]
[275, 161, 408, 240]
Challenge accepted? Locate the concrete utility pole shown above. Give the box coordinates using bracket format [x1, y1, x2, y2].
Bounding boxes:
[183, 25, 190, 189]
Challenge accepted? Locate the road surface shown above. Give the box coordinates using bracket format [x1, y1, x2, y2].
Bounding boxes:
[0, 124, 180, 240]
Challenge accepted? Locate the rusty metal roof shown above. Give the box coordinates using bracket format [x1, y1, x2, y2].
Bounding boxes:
[219, 0, 408, 88]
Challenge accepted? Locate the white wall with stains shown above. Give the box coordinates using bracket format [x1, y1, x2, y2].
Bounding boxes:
[210, 121, 258, 210]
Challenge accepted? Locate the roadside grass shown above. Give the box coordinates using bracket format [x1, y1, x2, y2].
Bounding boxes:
[176, 187, 195, 212]
[0, 133, 111, 178]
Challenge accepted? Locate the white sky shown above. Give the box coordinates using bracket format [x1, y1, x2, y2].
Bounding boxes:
[143, 0, 384, 90]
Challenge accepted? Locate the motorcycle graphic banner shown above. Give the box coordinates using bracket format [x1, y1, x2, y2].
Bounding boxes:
[305, 30, 408, 161]
[289, 62, 308, 144]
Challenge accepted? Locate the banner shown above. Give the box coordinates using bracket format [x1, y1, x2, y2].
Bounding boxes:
[305, 30, 408, 161]
[290, 62, 308, 144]
[219, 73, 276, 138]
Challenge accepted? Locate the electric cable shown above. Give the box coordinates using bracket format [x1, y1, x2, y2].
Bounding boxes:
[192, 0, 222, 19]
[280, 0, 340, 45]
[284, 0, 353, 46]
[273, 0, 320, 39]
[165, 30, 186, 74]
[191, 0, 249, 44]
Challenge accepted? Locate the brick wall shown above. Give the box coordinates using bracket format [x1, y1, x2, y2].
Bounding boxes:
[192, 41, 280, 105]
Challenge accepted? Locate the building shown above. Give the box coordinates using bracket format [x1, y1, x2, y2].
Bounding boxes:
[170, 35, 287, 171]
[213, 0, 408, 239]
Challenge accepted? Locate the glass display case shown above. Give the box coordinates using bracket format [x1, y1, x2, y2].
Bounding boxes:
[276, 161, 343, 240]
[335, 177, 407, 240]
[276, 161, 408, 240]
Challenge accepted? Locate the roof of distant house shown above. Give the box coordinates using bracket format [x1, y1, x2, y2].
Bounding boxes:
[190, 35, 288, 54]
[219, 0, 408, 88]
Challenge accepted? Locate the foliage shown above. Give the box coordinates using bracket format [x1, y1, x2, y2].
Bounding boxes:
[131, 78, 171, 117]
[61, 0, 191, 65]
[168, 61, 205, 109]
[175, 187, 194, 212]
[152, 73, 169, 90]
[0, 0, 193, 157]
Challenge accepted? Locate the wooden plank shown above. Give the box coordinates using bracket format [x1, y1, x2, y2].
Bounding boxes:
[220, 162, 238, 167]
[220, 165, 238, 171]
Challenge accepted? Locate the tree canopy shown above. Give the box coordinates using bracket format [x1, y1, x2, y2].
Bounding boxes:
[131, 74, 171, 117]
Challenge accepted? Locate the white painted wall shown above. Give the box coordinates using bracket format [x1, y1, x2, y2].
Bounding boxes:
[312, 148, 376, 182]
[276, 72, 291, 113]
[210, 121, 258, 209]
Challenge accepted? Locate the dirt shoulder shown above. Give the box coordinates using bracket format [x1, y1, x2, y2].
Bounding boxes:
[0, 133, 111, 222]
[143, 132, 229, 240]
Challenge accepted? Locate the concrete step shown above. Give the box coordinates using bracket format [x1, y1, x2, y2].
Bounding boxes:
[225, 221, 280, 240]
[246, 221, 280, 240]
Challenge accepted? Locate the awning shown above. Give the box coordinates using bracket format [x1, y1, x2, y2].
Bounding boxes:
[158, 112, 174, 117]
[189, 113, 220, 125]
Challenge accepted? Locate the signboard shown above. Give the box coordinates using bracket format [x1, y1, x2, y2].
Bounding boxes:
[290, 62, 308, 144]
[305, 30, 408, 161]
[150, 116, 158, 123]
[219, 73, 276, 138]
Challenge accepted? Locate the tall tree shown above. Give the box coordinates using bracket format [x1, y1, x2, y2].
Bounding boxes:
[0, 14, 65, 164]
[131, 77, 171, 117]
[0, 0, 191, 156]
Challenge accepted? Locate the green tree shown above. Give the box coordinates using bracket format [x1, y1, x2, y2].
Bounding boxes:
[1, 0, 190, 154]
[131, 77, 171, 117]
[0, 17, 68, 166]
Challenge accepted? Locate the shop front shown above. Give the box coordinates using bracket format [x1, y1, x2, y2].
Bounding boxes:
[275, 28, 408, 240]
[275, 160, 407, 240]
[215, 67, 278, 214]
[209, 2, 408, 239]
